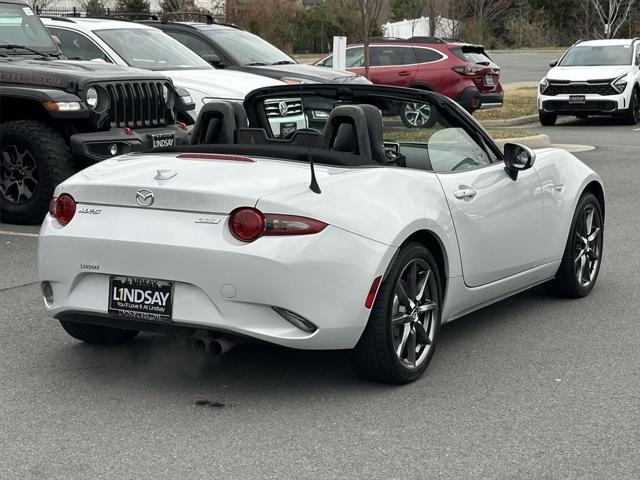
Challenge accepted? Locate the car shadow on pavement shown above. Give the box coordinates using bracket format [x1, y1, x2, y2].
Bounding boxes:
[52, 284, 569, 399]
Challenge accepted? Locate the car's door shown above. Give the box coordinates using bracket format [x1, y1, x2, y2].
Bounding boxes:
[368, 46, 418, 86]
[431, 128, 545, 287]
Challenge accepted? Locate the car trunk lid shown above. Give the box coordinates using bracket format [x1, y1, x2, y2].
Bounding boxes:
[58, 152, 342, 214]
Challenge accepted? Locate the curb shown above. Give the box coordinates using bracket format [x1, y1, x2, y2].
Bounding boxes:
[481, 114, 539, 127]
[494, 134, 551, 149]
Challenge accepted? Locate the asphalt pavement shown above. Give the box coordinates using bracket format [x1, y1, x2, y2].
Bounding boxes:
[1, 119, 639, 479]
[489, 50, 561, 84]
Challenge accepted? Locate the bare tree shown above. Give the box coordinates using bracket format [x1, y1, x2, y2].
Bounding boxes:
[356, 0, 384, 79]
[30, 0, 57, 12]
[588, 0, 637, 38]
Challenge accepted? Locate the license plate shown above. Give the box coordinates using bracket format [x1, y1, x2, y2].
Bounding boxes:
[484, 74, 495, 86]
[151, 133, 175, 149]
[280, 122, 297, 138]
[108, 276, 173, 321]
[569, 95, 586, 104]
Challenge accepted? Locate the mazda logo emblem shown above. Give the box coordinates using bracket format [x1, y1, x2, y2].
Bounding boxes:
[278, 101, 288, 116]
[136, 188, 154, 206]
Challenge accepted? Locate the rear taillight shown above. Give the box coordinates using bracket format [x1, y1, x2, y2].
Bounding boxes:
[49, 193, 76, 226]
[229, 207, 327, 242]
[452, 65, 485, 76]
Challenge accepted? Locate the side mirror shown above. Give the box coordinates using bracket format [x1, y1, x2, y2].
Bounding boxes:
[202, 53, 224, 68]
[504, 143, 536, 180]
[549, 60, 558, 67]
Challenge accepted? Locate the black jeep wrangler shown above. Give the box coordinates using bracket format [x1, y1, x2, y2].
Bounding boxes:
[0, 0, 192, 224]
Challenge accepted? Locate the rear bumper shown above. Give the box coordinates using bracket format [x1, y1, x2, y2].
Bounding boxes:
[455, 87, 504, 112]
[38, 207, 395, 350]
[69, 125, 189, 163]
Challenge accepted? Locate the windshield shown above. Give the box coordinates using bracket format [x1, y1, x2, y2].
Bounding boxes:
[0, 3, 58, 53]
[203, 28, 295, 66]
[95, 28, 211, 70]
[559, 45, 632, 66]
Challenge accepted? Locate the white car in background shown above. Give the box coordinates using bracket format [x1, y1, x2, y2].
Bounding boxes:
[538, 38, 640, 125]
[39, 84, 605, 384]
[42, 16, 306, 135]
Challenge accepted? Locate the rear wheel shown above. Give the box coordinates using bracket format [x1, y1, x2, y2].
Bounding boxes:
[538, 110, 557, 126]
[0, 121, 74, 224]
[400, 102, 438, 128]
[59, 320, 139, 345]
[621, 87, 640, 125]
[546, 192, 603, 298]
[354, 243, 442, 384]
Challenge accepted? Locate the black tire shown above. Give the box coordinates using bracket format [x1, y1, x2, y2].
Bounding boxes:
[621, 87, 640, 125]
[546, 192, 603, 298]
[0, 120, 74, 224]
[59, 320, 139, 345]
[354, 242, 442, 384]
[400, 101, 438, 129]
[538, 110, 557, 126]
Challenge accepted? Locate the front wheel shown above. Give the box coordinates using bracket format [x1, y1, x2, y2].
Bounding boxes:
[546, 192, 603, 298]
[621, 88, 640, 125]
[0, 121, 74, 224]
[354, 243, 442, 384]
[538, 110, 557, 126]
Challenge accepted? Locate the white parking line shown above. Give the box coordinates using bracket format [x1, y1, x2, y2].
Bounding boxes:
[0, 230, 38, 238]
[633, 127, 640, 131]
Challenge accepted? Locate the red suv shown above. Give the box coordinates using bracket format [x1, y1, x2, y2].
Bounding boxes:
[316, 37, 503, 127]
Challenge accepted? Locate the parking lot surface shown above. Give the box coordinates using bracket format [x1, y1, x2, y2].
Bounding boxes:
[1, 123, 639, 479]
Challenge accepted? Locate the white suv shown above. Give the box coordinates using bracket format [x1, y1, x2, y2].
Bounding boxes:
[538, 38, 640, 125]
[42, 17, 306, 136]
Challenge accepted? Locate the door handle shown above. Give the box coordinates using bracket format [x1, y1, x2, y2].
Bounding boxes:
[398, 71, 411, 77]
[454, 187, 477, 200]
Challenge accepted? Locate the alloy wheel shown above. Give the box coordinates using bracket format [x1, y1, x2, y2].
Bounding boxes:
[0, 144, 38, 204]
[391, 258, 438, 369]
[574, 203, 602, 287]
[403, 102, 432, 128]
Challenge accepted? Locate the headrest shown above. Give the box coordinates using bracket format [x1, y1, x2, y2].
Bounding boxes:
[190, 101, 248, 145]
[318, 104, 387, 163]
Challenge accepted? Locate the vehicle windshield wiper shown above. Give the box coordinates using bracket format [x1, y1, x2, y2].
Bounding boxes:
[271, 60, 296, 65]
[244, 62, 268, 66]
[0, 44, 60, 57]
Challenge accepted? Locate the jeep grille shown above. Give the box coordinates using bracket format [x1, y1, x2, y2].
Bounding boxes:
[103, 81, 172, 128]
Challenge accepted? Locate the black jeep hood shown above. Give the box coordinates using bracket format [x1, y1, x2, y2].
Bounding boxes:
[230, 63, 370, 84]
[0, 58, 169, 91]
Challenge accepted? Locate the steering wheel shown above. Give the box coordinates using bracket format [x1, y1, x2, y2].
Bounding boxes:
[451, 157, 478, 171]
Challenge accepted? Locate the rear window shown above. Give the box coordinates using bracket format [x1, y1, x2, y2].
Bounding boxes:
[450, 46, 492, 65]
[414, 47, 444, 63]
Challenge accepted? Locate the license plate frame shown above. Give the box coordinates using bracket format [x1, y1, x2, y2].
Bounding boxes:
[280, 122, 297, 138]
[151, 133, 176, 149]
[108, 276, 174, 321]
[569, 95, 586, 104]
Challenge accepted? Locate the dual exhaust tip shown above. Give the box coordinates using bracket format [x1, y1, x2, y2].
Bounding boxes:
[192, 331, 236, 356]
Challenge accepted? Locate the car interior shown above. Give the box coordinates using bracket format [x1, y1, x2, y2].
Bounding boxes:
[163, 95, 498, 173]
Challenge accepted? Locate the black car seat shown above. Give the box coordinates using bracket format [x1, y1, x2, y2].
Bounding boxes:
[190, 101, 248, 145]
[318, 104, 387, 164]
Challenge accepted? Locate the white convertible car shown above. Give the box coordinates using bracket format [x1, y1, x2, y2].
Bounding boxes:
[38, 85, 604, 384]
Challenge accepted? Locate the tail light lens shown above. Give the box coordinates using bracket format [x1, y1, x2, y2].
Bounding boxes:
[452, 65, 485, 76]
[49, 193, 76, 226]
[229, 207, 327, 242]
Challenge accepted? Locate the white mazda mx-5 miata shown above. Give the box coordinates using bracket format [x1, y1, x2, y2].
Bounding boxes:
[38, 85, 604, 383]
